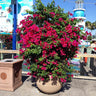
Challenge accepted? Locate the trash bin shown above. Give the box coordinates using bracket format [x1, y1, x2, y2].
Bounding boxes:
[0, 59, 23, 91]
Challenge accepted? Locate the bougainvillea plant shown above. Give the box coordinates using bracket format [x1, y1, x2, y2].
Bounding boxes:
[16, 0, 88, 83]
[0, 34, 12, 49]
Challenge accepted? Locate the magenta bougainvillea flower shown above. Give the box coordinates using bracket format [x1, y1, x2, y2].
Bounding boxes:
[16, 0, 91, 82]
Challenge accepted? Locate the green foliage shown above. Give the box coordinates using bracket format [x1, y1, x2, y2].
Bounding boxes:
[85, 21, 96, 31]
[87, 35, 92, 40]
[17, 0, 85, 83]
[0, 34, 12, 49]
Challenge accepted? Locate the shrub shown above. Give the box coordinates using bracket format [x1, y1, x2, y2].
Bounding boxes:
[17, 0, 87, 82]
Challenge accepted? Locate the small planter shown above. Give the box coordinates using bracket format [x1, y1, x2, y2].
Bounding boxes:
[0, 59, 23, 91]
[36, 76, 62, 94]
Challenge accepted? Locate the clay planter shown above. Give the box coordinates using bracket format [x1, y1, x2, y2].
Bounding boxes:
[0, 59, 23, 91]
[36, 76, 62, 94]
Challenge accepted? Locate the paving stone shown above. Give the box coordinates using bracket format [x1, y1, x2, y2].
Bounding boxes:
[0, 76, 96, 96]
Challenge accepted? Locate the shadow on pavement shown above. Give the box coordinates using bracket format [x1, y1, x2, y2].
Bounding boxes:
[22, 75, 29, 82]
[60, 82, 71, 93]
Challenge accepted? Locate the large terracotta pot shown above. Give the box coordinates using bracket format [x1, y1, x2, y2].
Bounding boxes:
[36, 76, 62, 94]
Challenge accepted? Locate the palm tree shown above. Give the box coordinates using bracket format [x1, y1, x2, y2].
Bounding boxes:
[85, 21, 96, 33]
[93, 21, 96, 29]
[85, 21, 91, 29]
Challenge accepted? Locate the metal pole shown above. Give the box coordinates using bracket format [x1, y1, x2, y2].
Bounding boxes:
[12, 0, 18, 50]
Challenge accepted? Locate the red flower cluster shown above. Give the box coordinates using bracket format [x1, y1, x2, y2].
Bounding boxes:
[49, 12, 55, 17]
[68, 11, 73, 16]
[16, 3, 88, 82]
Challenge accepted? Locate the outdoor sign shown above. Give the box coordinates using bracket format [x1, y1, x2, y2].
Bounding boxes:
[0, 0, 33, 34]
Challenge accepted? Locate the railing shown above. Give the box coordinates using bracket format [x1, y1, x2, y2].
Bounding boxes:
[73, 46, 96, 79]
[0, 44, 96, 79]
[0, 41, 20, 59]
[0, 49, 20, 59]
[77, 53, 96, 58]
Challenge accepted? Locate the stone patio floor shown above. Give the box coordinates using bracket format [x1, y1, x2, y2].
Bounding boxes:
[0, 74, 96, 96]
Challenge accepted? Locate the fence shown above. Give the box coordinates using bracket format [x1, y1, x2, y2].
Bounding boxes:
[72, 46, 96, 79]
[0, 45, 96, 79]
[0, 49, 19, 59]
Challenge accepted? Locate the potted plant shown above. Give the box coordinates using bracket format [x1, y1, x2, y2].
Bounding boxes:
[16, 0, 88, 94]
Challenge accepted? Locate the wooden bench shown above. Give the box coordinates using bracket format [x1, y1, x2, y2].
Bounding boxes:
[0, 50, 19, 59]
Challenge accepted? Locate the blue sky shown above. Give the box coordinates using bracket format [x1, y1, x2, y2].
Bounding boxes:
[38, 0, 96, 22]
[33, 0, 96, 35]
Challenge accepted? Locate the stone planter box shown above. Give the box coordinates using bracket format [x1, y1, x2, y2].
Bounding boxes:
[0, 59, 23, 91]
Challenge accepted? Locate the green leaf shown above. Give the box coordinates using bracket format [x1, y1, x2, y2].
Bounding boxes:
[54, 55, 60, 60]
[38, 57, 44, 61]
